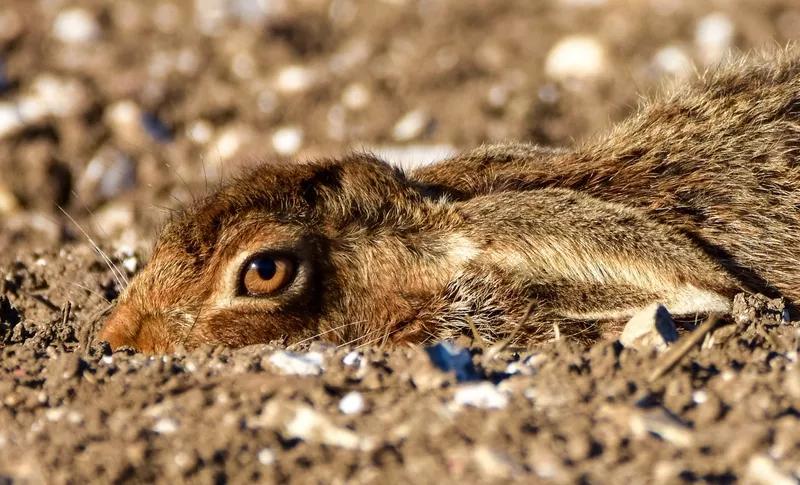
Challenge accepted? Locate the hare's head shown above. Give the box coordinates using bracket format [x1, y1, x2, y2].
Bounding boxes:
[99, 154, 466, 352]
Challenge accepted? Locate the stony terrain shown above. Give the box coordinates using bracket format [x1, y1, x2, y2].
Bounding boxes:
[2, 1, 800, 483]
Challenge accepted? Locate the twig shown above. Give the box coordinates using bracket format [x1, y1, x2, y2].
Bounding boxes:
[648, 313, 721, 383]
[61, 300, 72, 327]
[466, 316, 487, 349]
[484, 301, 535, 360]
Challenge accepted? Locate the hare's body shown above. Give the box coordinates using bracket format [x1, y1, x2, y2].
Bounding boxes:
[102, 49, 800, 352]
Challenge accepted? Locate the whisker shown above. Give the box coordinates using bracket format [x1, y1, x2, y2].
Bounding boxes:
[66, 282, 111, 304]
[337, 326, 385, 349]
[58, 206, 128, 289]
[150, 204, 179, 214]
[165, 162, 195, 203]
[67, 193, 131, 286]
[288, 320, 366, 350]
[357, 321, 410, 351]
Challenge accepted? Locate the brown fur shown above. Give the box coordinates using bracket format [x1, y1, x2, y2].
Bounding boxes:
[102, 48, 800, 352]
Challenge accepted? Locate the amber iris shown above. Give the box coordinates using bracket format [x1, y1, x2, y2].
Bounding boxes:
[241, 255, 294, 296]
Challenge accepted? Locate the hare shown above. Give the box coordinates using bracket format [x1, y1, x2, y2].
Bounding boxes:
[101, 49, 800, 353]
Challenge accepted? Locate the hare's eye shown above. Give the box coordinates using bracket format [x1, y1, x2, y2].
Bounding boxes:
[240, 255, 295, 296]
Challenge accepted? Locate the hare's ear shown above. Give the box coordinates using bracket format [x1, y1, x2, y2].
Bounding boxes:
[476, 189, 740, 321]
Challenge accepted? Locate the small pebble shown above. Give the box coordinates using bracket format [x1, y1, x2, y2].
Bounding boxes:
[453, 382, 508, 409]
[342, 83, 371, 111]
[695, 13, 735, 65]
[45, 408, 66, 422]
[271, 126, 304, 156]
[266, 351, 324, 376]
[208, 125, 254, 161]
[338, 391, 365, 415]
[80, 147, 137, 200]
[486, 84, 510, 109]
[653, 46, 693, 78]
[619, 303, 677, 352]
[186, 120, 214, 144]
[342, 350, 363, 367]
[275, 65, 315, 94]
[152, 417, 179, 434]
[263, 402, 373, 450]
[140, 112, 173, 143]
[52, 8, 101, 44]
[746, 454, 797, 485]
[257, 448, 275, 466]
[122, 256, 138, 274]
[545, 35, 607, 81]
[392, 109, 430, 142]
[0, 183, 20, 215]
[0, 103, 23, 139]
[629, 407, 693, 447]
[32, 75, 89, 117]
[173, 451, 194, 471]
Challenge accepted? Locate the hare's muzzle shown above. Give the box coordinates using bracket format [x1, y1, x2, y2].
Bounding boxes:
[99, 304, 174, 353]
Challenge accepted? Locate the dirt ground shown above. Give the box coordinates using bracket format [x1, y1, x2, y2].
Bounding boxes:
[2, 0, 800, 483]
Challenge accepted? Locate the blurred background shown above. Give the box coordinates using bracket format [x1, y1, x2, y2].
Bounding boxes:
[0, 0, 798, 252]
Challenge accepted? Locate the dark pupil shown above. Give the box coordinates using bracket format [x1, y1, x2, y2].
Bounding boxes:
[251, 258, 277, 280]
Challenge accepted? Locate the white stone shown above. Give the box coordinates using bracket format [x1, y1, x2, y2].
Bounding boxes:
[695, 13, 734, 65]
[81, 148, 136, 199]
[267, 351, 324, 376]
[0, 103, 24, 139]
[545, 36, 607, 81]
[106, 100, 141, 134]
[187, 120, 214, 144]
[619, 303, 678, 352]
[67, 411, 83, 425]
[342, 83, 371, 110]
[629, 408, 693, 447]
[53, 8, 100, 44]
[746, 454, 797, 485]
[285, 405, 372, 450]
[45, 408, 66, 422]
[338, 391, 365, 415]
[653, 46, 693, 78]
[33, 75, 89, 117]
[275, 65, 314, 94]
[392, 109, 430, 141]
[342, 350, 362, 367]
[152, 417, 179, 434]
[209, 125, 253, 161]
[453, 382, 508, 409]
[505, 353, 546, 376]
[257, 448, 275, 466]
[122, 256, 138, 274]
[692, 390, 708, 404]
[271, 126, 303, 156]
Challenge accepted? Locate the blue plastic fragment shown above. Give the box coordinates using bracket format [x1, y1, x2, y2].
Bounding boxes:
[0, 60, 10, 94]
[140, 112, 173, 142]
[425, 341, 482, 382]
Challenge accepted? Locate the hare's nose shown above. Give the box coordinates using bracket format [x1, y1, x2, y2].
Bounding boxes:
[99, 305, 173, 353]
